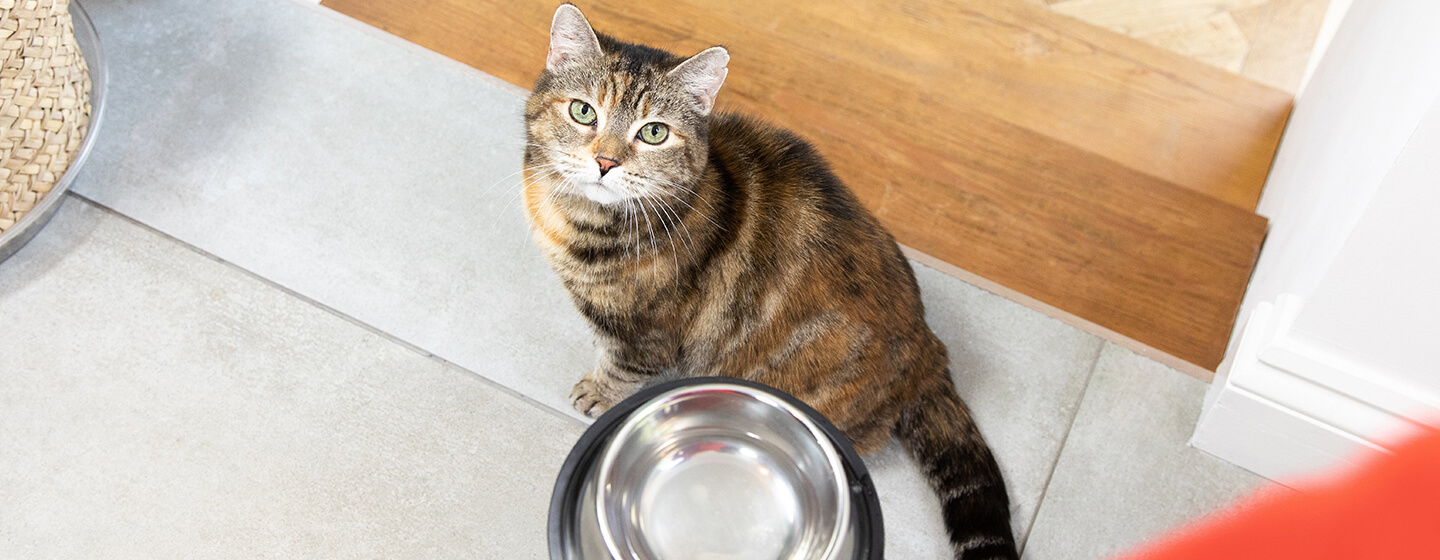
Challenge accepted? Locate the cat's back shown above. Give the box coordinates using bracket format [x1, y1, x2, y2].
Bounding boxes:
[704, 111, 925, 321]
[706, 112, 883, 242]
[708, 112, 840, 192]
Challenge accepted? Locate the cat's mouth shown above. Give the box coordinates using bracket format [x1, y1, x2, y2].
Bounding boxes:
[581, 179, 629, 206]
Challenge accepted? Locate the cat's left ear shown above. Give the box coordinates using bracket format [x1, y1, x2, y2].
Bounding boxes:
[668, 47, 729, 115]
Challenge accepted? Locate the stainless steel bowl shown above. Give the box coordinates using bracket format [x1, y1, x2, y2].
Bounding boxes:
[548, 378, 884, 560]
[595, 384, 851, 560]
[0, 0, 107, 264]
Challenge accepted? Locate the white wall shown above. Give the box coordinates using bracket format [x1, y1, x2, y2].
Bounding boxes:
[1227, 0, 1440, 347]
[1294, 99, 1440, 390]
[1195, 0, 1440, 482]
[1296, 0, 1352, 94]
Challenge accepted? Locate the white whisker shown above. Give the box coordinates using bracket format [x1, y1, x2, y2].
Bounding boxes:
[480, 161, 563, 203]
[639, 173, 727, 232]
[640, 193, 682, 291]
[642, 190, 696, 273]
[488, 166, 563, 234]
[625, 198, 639, 272]
[635, 196, 661, 284]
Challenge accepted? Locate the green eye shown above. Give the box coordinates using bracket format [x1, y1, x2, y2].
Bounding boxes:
[569, 100, 596, 125]
[638, 122, 669, 145]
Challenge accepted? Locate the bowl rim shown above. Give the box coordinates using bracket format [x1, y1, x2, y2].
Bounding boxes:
[547, 377, 885, 560]
[594, 381, 852, 560]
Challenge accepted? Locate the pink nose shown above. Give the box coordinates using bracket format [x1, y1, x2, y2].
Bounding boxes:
[595, 155, 619, 176]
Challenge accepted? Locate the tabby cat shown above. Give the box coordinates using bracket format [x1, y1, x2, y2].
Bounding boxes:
[522, 5, 1017, 559]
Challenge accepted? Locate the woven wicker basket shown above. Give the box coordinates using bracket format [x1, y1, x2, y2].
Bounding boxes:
[0, 0, 99, 262]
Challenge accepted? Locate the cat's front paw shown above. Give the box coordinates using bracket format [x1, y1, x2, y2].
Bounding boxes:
[570, 374, 620, 418]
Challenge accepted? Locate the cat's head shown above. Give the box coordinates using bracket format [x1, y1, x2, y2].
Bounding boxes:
[524, 4, 728, 206]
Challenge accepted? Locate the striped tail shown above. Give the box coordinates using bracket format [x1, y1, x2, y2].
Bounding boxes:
[894, 378, 1018, 560]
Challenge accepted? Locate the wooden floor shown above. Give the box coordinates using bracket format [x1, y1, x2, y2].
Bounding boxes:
[322, 0, 1295, 375]
[1046, 0, 1333, 92]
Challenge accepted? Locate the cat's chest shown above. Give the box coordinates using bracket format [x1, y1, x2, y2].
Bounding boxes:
[566, 276, 644, 307]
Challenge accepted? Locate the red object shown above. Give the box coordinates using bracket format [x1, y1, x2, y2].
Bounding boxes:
[1116, 428, 1440, 560]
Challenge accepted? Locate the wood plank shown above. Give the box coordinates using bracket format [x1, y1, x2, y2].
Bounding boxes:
[684, 0, 1291, 211]
[1049, 0, 1332, 94]
[1131, 12, 1250, 72]
[1231, 3, 1266, 40]
[322, 0, 1274, 371]
[1048, 0, 1269, 34]
[1239, 0, 1331, 92]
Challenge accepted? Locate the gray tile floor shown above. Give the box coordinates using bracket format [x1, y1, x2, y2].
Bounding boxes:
[0, 0, 1270, 558]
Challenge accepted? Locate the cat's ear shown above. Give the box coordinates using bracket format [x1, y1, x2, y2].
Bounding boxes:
[547, 4, 603, 72]
[668, 47, 729, 115]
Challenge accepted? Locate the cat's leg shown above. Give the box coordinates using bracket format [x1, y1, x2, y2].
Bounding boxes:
[570, 341, 669, 417]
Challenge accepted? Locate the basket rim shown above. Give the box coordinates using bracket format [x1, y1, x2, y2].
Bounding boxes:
[0, 0, 108, 264]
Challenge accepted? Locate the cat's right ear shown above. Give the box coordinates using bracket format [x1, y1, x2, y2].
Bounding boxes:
[547, 4, 603, 72]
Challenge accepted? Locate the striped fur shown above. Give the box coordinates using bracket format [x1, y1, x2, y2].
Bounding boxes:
[521, 5, 1016, 558]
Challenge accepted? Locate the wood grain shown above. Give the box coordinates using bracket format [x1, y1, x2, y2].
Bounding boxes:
[1048, 0, 1270, 34]
[1131, 12, 1250, 72]
[682, 0, 1293, 211]
[322, 0, 1278, 372]
[1050, 0, 1332, 93]
[1238, 0, 1332, 91]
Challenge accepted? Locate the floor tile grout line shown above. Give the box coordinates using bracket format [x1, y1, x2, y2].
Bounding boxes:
[1018, 341, 1109, 556]
[67, 192, 588, 430]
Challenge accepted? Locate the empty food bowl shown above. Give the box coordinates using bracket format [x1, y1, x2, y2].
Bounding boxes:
[549, 377, 883, 560]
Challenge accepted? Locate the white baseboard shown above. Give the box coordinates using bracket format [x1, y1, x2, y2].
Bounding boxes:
[1191, 295, 1437, 484]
